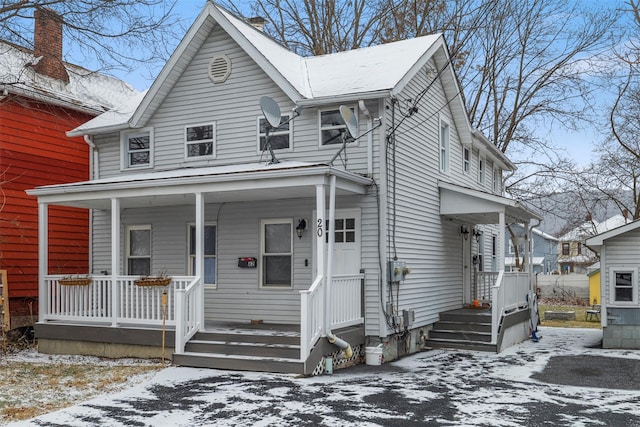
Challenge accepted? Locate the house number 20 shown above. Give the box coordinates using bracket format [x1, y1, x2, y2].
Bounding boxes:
[317, 219, 323, 237]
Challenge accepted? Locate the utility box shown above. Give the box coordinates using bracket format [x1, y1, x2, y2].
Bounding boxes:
[388, 260, 407, 283]
[402, 309, 415, 328]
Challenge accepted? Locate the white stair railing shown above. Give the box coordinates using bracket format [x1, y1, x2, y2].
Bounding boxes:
[174, 276, 202, 354]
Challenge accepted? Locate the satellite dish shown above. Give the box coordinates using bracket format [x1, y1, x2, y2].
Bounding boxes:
[339, 105, 358, 139]
[260, 96, 282, 128]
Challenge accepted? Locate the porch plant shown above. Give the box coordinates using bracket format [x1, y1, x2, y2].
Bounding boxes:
[134, 272, 172, 287]
[58, 274, 93, 286]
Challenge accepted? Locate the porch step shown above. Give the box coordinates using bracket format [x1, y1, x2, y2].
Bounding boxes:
[172, 329, 304, 374]
[425, 308, 497, 353]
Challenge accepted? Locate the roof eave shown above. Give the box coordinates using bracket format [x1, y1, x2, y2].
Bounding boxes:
[5, 85, 104, 116]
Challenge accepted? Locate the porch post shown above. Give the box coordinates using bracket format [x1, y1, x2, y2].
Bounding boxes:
[498, 212, 505, 272]
[111, 197, 120, 327]
[315, 182, 326, 335]
[38, 203, 48, 322]
[325, 175, 337, 335]
[195, 192, 205, 328]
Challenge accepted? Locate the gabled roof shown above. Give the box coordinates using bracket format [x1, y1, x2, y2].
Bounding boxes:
[559, 214, 631, 241]
[0, 41, 137, 115]
[69, 0, 471, 144]
[585, 218, 640, 250]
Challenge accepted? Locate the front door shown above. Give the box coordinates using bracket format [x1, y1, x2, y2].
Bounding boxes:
[314, 208, 361, 276]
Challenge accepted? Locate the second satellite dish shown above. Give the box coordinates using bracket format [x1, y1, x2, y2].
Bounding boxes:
[339, 105, 358, 139]
[260, 96, 282, 128]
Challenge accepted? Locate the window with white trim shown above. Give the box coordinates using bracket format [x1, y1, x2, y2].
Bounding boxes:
[478, 154, 486, 184]
[440, 119, 450, 173]
[188, 224, 217, 287]
[319, 107, 355, 146]
[258, 114, 291, 151]
[122, 128, 153, 169]
[611, 268, 637, 304]
[185, 123, 215, 159]
[463, 147, 470, 174]
[126, 225, 151, 276]
[260, 219, 292, 287]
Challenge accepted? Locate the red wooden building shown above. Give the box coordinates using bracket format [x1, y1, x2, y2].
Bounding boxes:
[0, 9, 137, 328]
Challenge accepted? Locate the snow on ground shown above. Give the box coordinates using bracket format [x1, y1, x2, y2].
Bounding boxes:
[7, 327, 640, 426]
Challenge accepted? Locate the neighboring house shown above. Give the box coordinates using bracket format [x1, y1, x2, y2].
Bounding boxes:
[587, 263, 600, 305]
[586, 219, 640, 349]
[0, 9, 137, 329]
[27, 2, 540, 374]
[557, 214, 629, 274]
[504, 224, 558, 274]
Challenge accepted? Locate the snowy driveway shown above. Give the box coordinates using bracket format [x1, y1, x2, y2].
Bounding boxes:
[11, 327, 640, 426]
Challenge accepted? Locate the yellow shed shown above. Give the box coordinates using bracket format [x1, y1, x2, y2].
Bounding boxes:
[588, 268, 600, 305]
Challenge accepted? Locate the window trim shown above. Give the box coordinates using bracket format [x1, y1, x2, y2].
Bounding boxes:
[121, 127, 154, 170]
[184, 122, 216, 160]
[439, 117, 450, 173]
[462, 146, 470, 175]
[126, 224, 151, 276]
[561, 242, 570, 255]
[260, 218, 293, 288]
[257, 113, 293, 154]
[318, 106, 358, 149]
[478, 153, 486, 184]
[187, 223, 217, 289]
[610, 268, 638, 305]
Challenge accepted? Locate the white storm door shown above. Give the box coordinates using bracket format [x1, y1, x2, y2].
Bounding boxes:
[314, 208, 361, 276]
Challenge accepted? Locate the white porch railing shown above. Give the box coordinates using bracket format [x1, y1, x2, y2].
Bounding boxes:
[490, 271, 530, 344]
[174, 276, 203, 354]
[474, 271, 499, 302]
[42, 275, 194, 326]
[299, 273, 364, 360]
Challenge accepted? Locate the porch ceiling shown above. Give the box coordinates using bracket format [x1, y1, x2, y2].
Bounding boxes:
[27, 161, 373, 209]
[439, 181, 541, 225]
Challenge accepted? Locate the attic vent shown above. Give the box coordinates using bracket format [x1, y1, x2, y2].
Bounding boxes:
[208, 54, 231, 83]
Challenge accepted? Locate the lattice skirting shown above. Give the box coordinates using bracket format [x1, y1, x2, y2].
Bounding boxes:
[310, 344, 364, 376]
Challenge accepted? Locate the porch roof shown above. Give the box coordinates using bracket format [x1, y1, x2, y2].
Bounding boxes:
[439, 181, 541, 224]
[26, 161, 373, 209]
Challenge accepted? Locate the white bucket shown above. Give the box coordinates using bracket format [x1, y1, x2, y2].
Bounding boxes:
[365, 345, 383, 366]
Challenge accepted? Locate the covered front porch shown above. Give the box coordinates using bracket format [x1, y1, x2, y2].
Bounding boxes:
[29, 162, 373, 374]
[438, 181, 542, 351]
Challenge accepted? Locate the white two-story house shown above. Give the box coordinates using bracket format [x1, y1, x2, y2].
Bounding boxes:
[28, 2, 539, 374]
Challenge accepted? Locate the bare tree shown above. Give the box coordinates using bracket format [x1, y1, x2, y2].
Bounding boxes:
[0, 1, 185, 76]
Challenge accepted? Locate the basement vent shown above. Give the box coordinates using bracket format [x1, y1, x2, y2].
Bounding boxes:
[208, 54, 231, 83]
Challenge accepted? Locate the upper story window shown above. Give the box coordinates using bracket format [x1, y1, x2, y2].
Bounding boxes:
[577, 242, 582, 254]
[493, 167, 500, 193]
[440, 119, 450, 173]
[319, 107, 356, 146]
[121, 128, 153, 169]
[478, 154, 486, 184]
[562, 242, 570, 255]
[258, 114, 291, 152]
[463, 147, 470, 174]
[185, 123, 215, 159]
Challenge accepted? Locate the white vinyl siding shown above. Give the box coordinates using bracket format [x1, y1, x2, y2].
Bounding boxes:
[602, 229, 640, 307]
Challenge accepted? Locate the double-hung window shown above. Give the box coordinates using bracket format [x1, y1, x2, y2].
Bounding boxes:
[478, 154, 486, 184]
[463, 147, 470, 174]
[611, 269, 637, 304]
[127, 225, 151, 276]
[185, 123, 215, 159]
[258, 114, 291, 151]
[261, 219, 292, 287]
[562, 242, 570, 255]
[188, 225, 217, 287]
[319, 107, 355, 146]
[122, 128, 153, 169]
[440, 119, 450, 173]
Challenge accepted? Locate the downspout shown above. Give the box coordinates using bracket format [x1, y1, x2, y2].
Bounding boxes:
[358, 100, 373, 177]
[325, 174, 353, 359]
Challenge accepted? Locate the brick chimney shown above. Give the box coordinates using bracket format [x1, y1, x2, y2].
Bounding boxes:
[32, 8, 69, 83]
